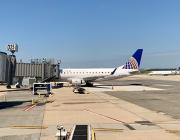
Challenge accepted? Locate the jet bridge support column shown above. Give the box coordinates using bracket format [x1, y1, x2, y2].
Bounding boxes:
[6, 55, 16, 88]
[41, 63, 45, 81]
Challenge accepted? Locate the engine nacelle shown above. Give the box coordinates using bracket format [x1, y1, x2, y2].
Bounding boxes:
[71, 78, 85, 86]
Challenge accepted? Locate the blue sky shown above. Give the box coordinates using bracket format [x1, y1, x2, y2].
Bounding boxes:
[0, 0, 180, 68]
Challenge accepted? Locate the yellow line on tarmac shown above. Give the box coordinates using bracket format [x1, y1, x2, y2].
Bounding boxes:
[166, 130, 180, 135]
[11, 125, 48, 129]
[94, 128, 124, 132]
[91, 128, 96, 140]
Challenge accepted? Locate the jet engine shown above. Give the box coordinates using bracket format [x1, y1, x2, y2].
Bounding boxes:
[71, 78, 85, 86]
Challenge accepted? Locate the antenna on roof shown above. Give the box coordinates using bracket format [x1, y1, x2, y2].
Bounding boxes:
[7, 43, 18, 55]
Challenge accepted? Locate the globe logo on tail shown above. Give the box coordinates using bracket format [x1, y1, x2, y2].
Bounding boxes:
[123, 57, 139, 69]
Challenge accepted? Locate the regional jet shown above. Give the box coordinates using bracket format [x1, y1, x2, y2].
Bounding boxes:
[60, 49, 143, 86]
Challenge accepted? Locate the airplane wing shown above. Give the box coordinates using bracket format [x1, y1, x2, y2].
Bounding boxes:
[83, 69, 140, 82]
[83, 75, 105, 82]
[95, 70, 140, 82]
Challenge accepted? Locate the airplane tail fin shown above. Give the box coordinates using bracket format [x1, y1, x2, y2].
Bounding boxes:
[111, 49, 143, 76]
[122, 49, 143, 69]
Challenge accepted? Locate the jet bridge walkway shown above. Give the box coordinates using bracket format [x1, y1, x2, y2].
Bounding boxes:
[15, 61, 60, 87]
[16, 62, 60, 81]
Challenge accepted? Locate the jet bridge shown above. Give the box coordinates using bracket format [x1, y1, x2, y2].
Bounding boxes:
[0, 45, 60, 87]
[15, 60, 60, 85]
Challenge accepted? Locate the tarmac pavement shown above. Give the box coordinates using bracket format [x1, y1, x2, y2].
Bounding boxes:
[0, 89, 45, 140]
[40, 86, 180, 140]
[1, 75, 180, 140]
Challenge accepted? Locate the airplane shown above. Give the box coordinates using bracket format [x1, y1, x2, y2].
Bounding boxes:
[60, 49, 143, 87]
[149, 70, 177, 76]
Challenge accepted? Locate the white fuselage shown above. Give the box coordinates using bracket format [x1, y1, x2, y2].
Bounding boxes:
[60, 67, 135, 82]
[61, 68, 114, 79]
